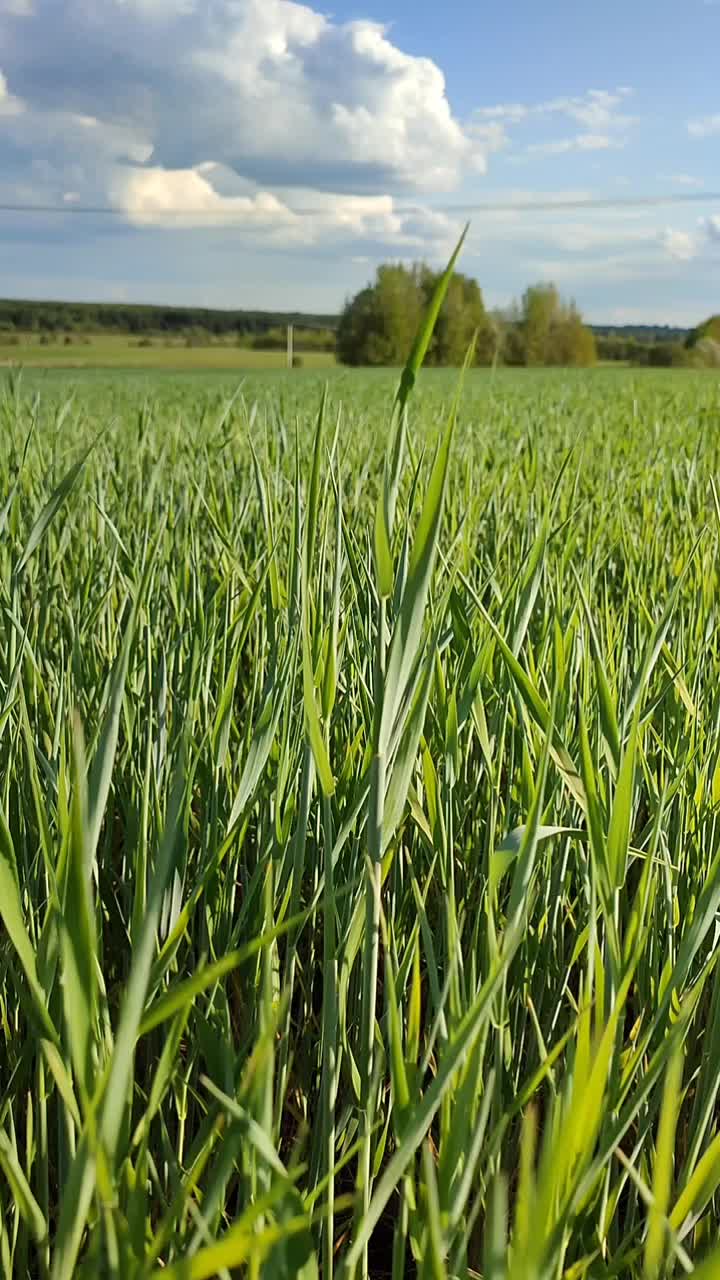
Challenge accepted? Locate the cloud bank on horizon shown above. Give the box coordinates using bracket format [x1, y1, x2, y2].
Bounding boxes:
[0, 0, 718, 321]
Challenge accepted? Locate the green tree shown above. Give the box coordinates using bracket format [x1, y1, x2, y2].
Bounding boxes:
[516, 284, 596, 367]
[685, 314, 720, 349]
[521, 284, 560, 365]
[373, 264, 423, 364]
[417, 267, 498, 365]
[497, 303, 525, 366]
[692, 338, 720, 368]
[336, 287, 377, 366]
[338, 261, 498, 367]
[337, 266, 422, 366]
[549, 302, 597, 367]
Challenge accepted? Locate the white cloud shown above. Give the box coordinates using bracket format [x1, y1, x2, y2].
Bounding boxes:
[461, 206, 684, 262]
[0, 0, 505, 259]
[475, 88, 633, 142]
[660, 228, 698, 261]
[475, 103, 529, 124]
[109, 161, 462, 254]
[115, 0, 196, 12]
[1, 104, 152, 194]
[527, 250, 695, 285]
[0, 0, 34, 12]
[657, 218, 720, 261]
[466, 121, 510, 166]
[474, 88, 634, 161]
[462, 202, 720, 307]
[111, 166, 297, 230]
[1, 0, 483, 195]
[661, 173, 705, 188]
[528, 133, 618, 156]
[650, 217, 717, 262]
[477, 88, 632, 128]
[0, 69, 23, 114]
[688, 114, 720, 137]
[540, 221, 659, 252]
[547, 89, 633, 130]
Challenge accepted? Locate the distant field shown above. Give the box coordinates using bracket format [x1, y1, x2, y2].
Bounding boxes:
[0, 331, 336, 369]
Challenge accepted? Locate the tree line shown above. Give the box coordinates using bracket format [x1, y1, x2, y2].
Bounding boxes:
[2, 290, 714, 368]
[337, 265, 597, 367]
[597, 315, 720, 368]
[0, 298, 336, 339]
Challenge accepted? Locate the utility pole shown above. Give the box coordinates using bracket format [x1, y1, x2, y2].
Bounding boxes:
[287, 323, 294, 369]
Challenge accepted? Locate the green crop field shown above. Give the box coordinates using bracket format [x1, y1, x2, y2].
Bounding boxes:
[0, 332, 336, 372]
[2, 330, 720, 1279]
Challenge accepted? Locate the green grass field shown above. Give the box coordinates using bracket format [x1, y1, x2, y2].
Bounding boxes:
[0, 332, 336, 371]
[2, 353, 720, 1279]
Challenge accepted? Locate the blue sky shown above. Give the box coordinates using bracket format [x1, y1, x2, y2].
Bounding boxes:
[329, 0, 719, 120]
[0, 0, 718, 324]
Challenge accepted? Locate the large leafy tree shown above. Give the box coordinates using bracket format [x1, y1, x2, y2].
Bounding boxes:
[337, 262, 497, 367]
[522, 284, 561, 365]
[512, 284, 596, 367]
[417, 266, 499, 365]
[337, 267, 422, 366]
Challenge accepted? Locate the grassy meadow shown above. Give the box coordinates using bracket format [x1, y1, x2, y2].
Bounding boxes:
[2, 344, 720, 1279]
[0, 332, 336, 371]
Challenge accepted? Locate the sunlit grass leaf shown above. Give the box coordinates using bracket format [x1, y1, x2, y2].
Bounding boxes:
[645, 1044, 684, 1277]
[0, 808, 57, 1043]
[14, 433, 101, 577]
[59, 716, 97, 1101]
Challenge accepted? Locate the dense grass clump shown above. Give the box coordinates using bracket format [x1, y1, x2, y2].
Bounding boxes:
[2, 333, 720, 1274]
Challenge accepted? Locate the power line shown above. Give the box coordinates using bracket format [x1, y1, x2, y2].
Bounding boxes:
[444, 191, 720, 214]
[0, 191, 718, 219]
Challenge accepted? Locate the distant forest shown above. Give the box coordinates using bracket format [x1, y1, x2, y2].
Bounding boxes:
[0, 298, 337, 343]
[591, 324, 688, 341]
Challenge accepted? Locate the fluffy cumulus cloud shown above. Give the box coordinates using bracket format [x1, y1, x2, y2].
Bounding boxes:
[107, 160, 461, 254]
[0, 0, 500, 255]
[110, 166, 296, 231]
[0, 0, 484, 208]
